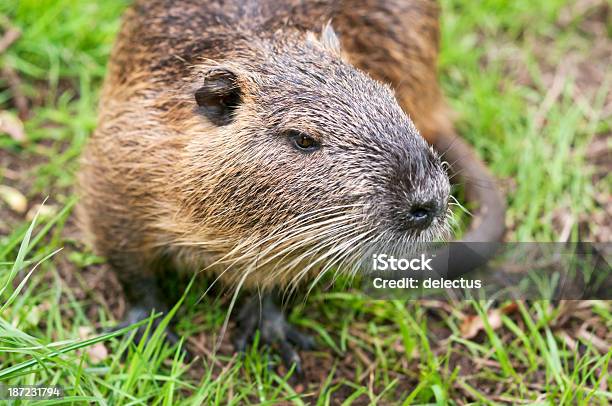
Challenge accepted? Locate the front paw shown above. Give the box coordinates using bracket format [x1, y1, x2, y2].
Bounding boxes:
[233, 295, 316, 377]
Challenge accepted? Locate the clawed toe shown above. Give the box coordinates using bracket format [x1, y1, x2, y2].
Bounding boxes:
[233, 294, 315, 376]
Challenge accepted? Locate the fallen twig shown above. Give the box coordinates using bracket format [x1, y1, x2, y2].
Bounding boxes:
[0, 16, 28, 119]
[0, 15, 20, 54]
[2, 66, 29, 120]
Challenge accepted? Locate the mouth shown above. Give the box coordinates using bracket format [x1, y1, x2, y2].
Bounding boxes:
[224, 195, 451, 289]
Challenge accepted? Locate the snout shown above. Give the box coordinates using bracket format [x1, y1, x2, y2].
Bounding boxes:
[384, 145, 450, 236]
[368, 130, 451, 239]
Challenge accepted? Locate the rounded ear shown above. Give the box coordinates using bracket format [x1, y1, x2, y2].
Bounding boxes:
[195, 68, 242, 126]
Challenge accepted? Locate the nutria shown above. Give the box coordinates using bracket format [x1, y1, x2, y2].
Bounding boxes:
[78, 0, 505, 371]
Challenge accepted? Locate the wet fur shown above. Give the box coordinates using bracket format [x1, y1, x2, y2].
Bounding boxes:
[78, 0, 461, 290]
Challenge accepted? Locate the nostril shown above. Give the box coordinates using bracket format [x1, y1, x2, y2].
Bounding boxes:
[409, 207, 430, 221]
[404, 203, 437, 229]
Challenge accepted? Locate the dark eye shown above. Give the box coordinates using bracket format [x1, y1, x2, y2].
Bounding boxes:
[287, 131, 320, 152]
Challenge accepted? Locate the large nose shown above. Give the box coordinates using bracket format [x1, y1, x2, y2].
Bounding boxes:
[404, 201, 441, 230]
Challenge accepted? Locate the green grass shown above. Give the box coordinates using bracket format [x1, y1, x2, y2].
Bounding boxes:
[1, 0, 611, 404]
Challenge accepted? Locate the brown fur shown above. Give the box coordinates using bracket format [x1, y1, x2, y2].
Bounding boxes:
[78, 0, 504, 292]
[104, 0, 449, 141]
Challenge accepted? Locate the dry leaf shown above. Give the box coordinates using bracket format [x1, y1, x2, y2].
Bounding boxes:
[87, 343, 109, 363]
[76, 326, 109, 363]
[77, 326, 93, 340]
[460, 309, 503, 339]
[0, 111, 26, 142]
[25, 305, 41, 326]
[26, 203, 57, 221]
[0, 184, 27, 213]
[460, 303, 518, 339]
[577, 329, 610, 353]
[558, 331, 578, 351]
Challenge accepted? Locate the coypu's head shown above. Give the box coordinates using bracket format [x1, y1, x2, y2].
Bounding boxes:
[175, 28, 451, 285]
